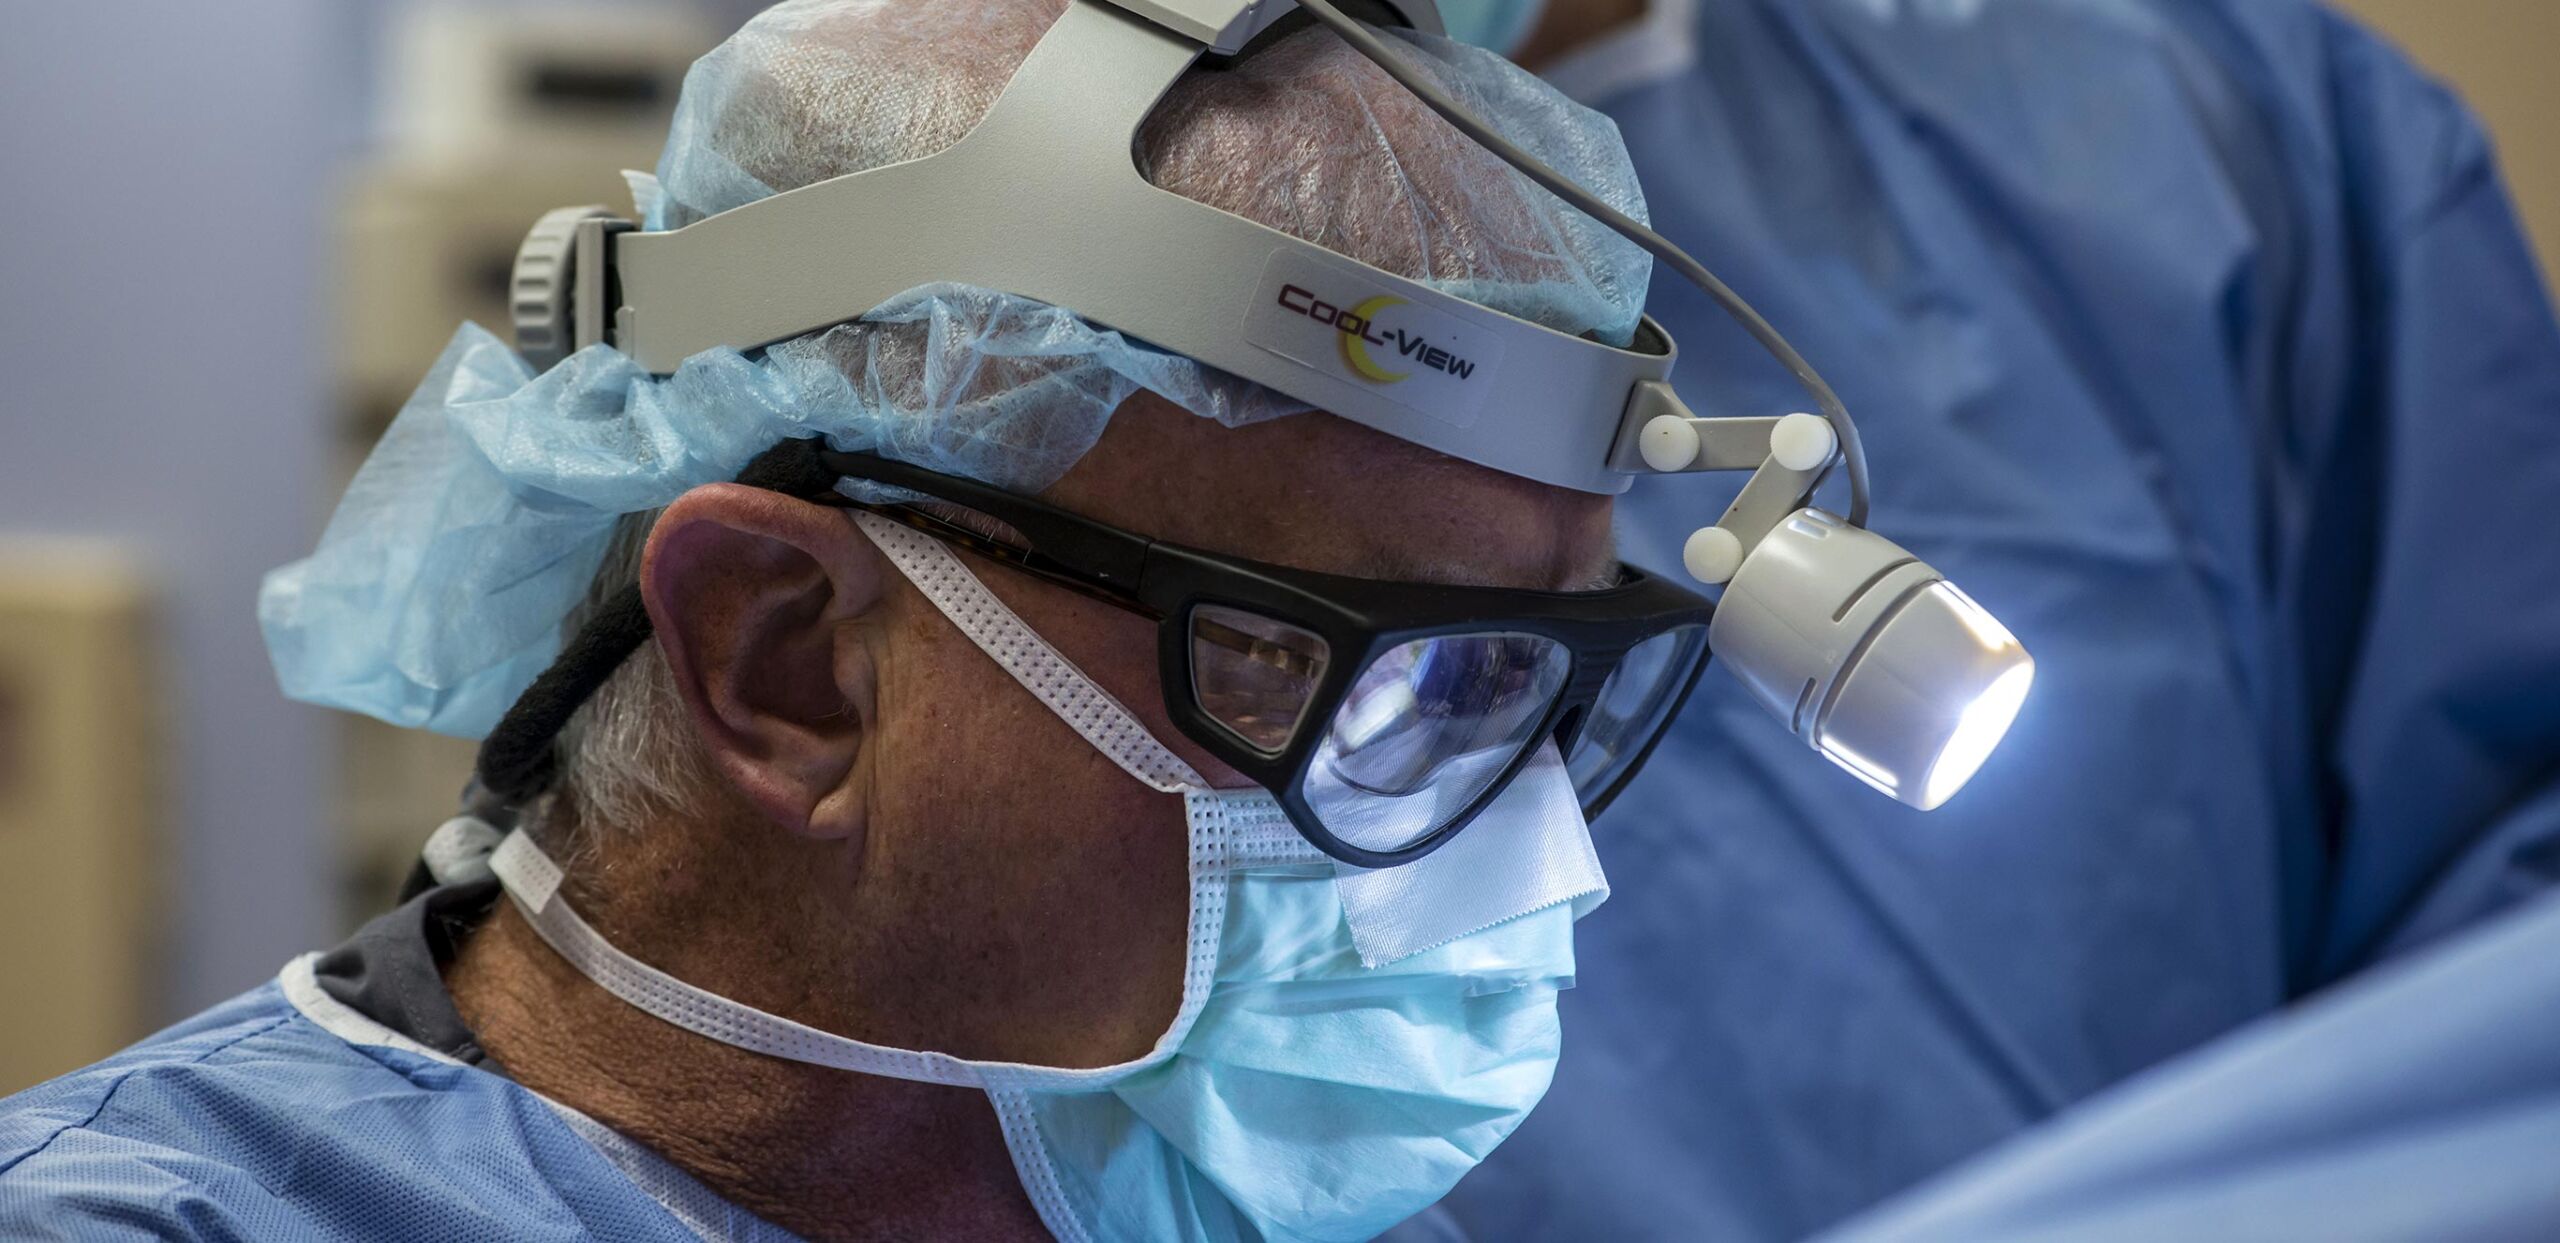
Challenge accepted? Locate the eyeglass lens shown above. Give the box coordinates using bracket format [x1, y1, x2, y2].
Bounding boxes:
[1304, 633, 1571, 853]
[1562, 624, 1708, 806]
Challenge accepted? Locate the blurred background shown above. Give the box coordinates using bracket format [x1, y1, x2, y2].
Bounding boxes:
[0, 0, 2551, 1095]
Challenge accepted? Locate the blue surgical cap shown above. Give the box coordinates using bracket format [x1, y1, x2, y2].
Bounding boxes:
[261, 0, 1652, 739]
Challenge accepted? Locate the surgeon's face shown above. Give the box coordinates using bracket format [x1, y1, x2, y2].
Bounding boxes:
[641, 395, 1612, 1069]
[890, 395, 1612, 1062]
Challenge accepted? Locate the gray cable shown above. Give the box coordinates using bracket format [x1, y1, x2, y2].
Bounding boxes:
[1290, 0, 1874, 527]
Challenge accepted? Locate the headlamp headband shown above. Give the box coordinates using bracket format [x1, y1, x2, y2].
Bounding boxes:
[489, 0, 2036, 818]
[534, 0, 1684, 496]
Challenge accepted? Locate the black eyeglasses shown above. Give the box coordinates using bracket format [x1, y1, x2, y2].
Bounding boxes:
[818, 450, 1712, 868]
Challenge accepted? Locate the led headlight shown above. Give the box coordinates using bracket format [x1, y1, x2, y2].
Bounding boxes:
[1707, 508, 2032, 810]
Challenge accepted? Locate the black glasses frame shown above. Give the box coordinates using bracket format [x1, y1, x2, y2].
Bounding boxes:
[816, 449, 1712, 867]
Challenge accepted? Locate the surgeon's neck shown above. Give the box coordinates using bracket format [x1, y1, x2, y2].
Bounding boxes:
[1514, 0, 1650, 71]
[445, 894, 1049, 1243]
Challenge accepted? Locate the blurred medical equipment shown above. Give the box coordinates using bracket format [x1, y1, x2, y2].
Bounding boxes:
[0, 540, 160, 1095]
[330, 5, 713, 920]
[490, 0, 2032, 831]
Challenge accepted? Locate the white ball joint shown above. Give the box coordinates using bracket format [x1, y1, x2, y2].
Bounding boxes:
[1639, 414, 1702, 473]
[1770, 412, 1839, 472]
[1683, 526, 1744, 585]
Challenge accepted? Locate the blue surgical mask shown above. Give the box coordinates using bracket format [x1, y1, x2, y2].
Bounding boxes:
[481, 509, 1602, 1242]
[1434, 0, 1552, 58]
[1009, 786, 1580, 1242]
[858, 511, 1599, 1241]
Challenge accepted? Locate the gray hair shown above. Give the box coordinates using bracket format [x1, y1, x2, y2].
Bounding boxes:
[531, 509, 722, 858]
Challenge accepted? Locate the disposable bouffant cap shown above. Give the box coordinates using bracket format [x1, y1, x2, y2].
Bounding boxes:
[262, 0, 1653, 738]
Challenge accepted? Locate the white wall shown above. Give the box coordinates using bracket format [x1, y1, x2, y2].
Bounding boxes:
[2330, 0, 2560, 289]
[0, 0, 754, 1025]
[0, 1, 350, 1015]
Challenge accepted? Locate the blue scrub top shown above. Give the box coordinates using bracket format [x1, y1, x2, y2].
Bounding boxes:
[1426, 0, 2560, 1239]
[0, 882, 796, 1242]
[0, 975, 713, 1240]
[1821, 891, 2560, 1242]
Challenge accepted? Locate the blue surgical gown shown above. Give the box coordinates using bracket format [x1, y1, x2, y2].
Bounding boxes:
[1425, 1, 2560, 1239]
[0, 967, 786, 1241]
[1820, 891, 2560, 1241]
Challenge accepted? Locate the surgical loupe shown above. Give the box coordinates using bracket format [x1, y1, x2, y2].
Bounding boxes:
[504, 0, 2031, 811]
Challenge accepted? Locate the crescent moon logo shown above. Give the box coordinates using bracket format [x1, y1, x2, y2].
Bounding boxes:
[1340, 295, 1412, 384]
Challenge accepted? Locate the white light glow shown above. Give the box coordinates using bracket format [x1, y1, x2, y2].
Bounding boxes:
[1919, 660, 2035, 810]
[1333, 678, 1417, 752]
[1934, 581, 2021, 653]
[1818, 735, 1904, 800]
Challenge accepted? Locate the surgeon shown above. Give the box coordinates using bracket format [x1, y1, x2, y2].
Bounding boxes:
[1418, 1, 2560, 1240]
[0, 3, 1684, 1239]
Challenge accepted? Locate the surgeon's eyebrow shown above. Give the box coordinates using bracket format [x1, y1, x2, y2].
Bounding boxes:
[909, 498, 1624, 592]
[912, 500, 1029, 549]
[1574, 562, 1626, 592]
[1356, 540, 1623, 594]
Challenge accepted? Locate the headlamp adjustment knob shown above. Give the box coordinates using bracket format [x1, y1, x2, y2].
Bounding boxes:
[1770, 413, 1839, 473]
[512, 205, 619, 372]
[1683, 526, 1745, 585]
[1639, 414, 1703, 473]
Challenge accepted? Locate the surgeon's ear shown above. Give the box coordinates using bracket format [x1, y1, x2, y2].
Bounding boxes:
[642, 483, 883, 842]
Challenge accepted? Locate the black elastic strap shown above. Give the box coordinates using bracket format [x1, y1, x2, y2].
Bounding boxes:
[472, 584, 652, 802]
[470, 437, 842, 803]
[732, 435, 844, 496]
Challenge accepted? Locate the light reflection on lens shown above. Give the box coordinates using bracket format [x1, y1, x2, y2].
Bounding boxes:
[1564, 625, 1708, 806]
[1190, 605, 1330, 754]
[1306, 633, 1568, 852]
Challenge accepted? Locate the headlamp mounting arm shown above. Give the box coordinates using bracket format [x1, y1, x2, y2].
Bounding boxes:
[1597, 380, 1843, 584]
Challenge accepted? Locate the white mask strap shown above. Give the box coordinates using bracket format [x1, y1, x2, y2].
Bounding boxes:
[484, 829, 1180, 1092]
[1189, 786, 1330, 867]
[851, 509, 1206, 794]
[453, 513, 1339, 1110]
